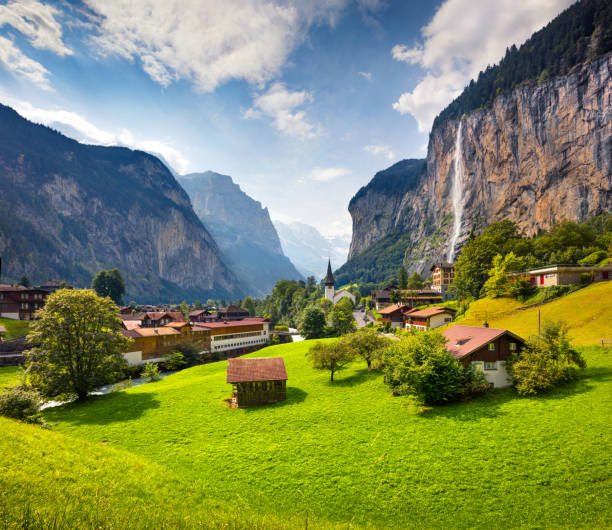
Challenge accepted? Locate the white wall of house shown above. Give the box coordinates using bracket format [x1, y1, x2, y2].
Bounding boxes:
[429, 314, 453, 329]
[471, 360, 512, 388]
[211, 329, 268, 353]
[123, 351, 169, 367]
[0, 312, 19, 319]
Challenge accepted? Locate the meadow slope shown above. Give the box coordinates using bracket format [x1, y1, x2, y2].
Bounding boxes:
[458, 282, 612, 345]
[17, 340, 609, 528]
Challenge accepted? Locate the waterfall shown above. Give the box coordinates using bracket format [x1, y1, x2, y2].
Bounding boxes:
[447, 121, 464, 262]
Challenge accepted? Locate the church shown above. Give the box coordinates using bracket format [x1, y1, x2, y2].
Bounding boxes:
[324, 260, 356, 305]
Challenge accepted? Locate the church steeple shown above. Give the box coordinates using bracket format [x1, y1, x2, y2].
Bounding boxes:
[324, 259, 335, 286]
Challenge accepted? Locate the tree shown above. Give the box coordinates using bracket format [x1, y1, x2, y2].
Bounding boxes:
[179, 300, 189, 319]
[91, 268, 126, 305]
[306, 340, 355, 382]
[193, 300, 203, 311]
[507, 320, 586, 396]
[19, 276, 30, 287]
[482, 252, 528, 298]
[242, 297, 256, 316]
[398, 266, 408, 290]
[390, 290, 402, 305]
[298, 306, 326, 339]
[25, 289, 129, 400]
[343, 327, 391, 370]
[406, 272, 423, 290]
[382, 331, 465, 405]
[329, 297, 356, 336]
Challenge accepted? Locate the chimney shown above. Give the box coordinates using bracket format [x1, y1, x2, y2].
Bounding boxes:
[482, 321, 489, 328]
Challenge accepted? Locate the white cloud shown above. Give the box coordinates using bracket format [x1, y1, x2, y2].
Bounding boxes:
[0, 36, 52, 90]
[83, 0, 348, 92]
[245, 82, 319, 139]
[391, 0, 575, 132]
[3, 96, 190, 173]
[0, 0, 72, 56]
[310, 167, 350, 182]
[358, 71, 372, 81]
[364, 144, 394, 161]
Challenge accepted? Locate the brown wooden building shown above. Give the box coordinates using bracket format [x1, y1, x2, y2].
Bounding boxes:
[227, 357, 288, 407]
[443, 325, 525, 388]
[0, 284, 49, 320]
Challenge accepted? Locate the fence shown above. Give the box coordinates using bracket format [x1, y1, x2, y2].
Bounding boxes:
[0, 337, 30, 366]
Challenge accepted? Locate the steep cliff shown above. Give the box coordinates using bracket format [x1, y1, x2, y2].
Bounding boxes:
[0, 104, 242, 302]
[339, 52, 612, 284]
[178, 172, 303, 296]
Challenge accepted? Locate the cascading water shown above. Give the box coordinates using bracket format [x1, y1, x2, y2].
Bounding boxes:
[447, 121, 464, 262]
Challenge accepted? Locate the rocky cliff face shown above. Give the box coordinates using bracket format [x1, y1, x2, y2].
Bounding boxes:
[344, 53, 612, 278]
[178, 172, 303, 296]
[0, 104, 242, 302]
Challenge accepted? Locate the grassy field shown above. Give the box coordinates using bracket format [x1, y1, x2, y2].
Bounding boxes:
[0, 318, 30, 340]
[0, 340, 607, 528]
[0, 366, 20, 389]
[458, 282, 612, 345]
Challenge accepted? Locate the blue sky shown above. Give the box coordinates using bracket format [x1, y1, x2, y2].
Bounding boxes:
[0, 0, 574, 237]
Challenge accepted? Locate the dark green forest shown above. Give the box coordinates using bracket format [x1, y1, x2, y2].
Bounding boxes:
[433, 0, 612, 128]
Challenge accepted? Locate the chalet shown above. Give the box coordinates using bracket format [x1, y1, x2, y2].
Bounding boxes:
[430, 263, 455, 300]
[524, 265, 612, 287]
[227, 357, 287, 407]
[196, 318, 271, 358]
[0, 284, 48, 320]
[378, 304, 410, 328]
[39, 280, 72, 293]
[404, 306, 456, 331]
[140, 311, 186, 328]
[217, 305, 250, 320]
[399, 290, 444, 308]
[188, 309, 208, 323]
[371, 289, 391, 309]
[443, 325, 526, 388]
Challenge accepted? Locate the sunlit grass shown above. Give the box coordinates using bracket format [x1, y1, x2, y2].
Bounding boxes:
[0, 318, 30, 340]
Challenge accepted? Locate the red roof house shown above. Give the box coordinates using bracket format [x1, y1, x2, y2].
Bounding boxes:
[227, 357, 288, 407]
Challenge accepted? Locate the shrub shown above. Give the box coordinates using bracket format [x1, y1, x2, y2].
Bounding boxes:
[507, 320, 586, 395]
[578, 250, 608, 266]
[306, 340, 355, 382]
[142, 362, 161, 382]
[0, 386, 43, 424]
[174, 343, 201, 366]
[462, 364, 491, 397]
[274, 325, 289, 331]
[382, 331, 465, 405]
[161, 352, 186, 372]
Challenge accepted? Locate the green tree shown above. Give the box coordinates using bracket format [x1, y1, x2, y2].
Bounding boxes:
[91, 268, 126, 305]
[193, 300, 203, 311]
[406, 272, 424, 290]
[382, 331, 464, 405]
[298, 306, 326, 339]
[507, 320, 586, 396]
[390, 290, 402, 305]
[343, 327, 391, 370]
[398, 266, 408, 290]
[329, 298, 356, 336]
[19, 276, 30, 287]
[242, 296, 256, 316]
[179, 300, 189, 319]
[306, 340, 355, 382]
[483, 252, 527, 298]
[25, 289, 129, 400]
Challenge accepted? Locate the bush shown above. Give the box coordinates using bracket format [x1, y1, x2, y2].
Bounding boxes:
[0, 386, 43, 424]
[506, 320, 586, 395]
[527, 285, 580, 304]
[274, 325, 289, 331]
[174, 343, 201, 366]
[142, 362, 161, 382]
[578, 250, 608, 266]
[382, 331, 465, 405]
[462, 364, 491, 396]
[160, 352, 186, 372]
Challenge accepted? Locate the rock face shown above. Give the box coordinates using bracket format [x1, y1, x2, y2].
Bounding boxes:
[344, 53, 612, 278]
[0, 104, 242, 302]
[178, 172, 303, 296]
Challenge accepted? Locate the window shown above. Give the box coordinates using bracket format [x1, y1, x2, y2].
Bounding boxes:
[509, 342, 517, 351]
[488, 343, 495, 351]
[484, 362, 497, 371]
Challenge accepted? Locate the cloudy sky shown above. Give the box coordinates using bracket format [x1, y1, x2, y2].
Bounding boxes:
[0, 0, 574, 237]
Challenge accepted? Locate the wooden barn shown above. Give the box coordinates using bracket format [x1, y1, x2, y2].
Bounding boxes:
[227, 357, 288, 407]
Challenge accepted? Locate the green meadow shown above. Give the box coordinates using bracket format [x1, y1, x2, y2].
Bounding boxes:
[1, 339, 611, 528]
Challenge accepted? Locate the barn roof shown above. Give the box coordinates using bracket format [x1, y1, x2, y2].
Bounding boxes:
[226, 357, 288, 383]
[378, 304, 407, 315]
[407, 306, 456, 318]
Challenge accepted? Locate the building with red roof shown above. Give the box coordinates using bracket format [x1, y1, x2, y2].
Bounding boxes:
[442, 325, 526, 388]
[405, 306, 456, 330]
[227, 357, 287, 407]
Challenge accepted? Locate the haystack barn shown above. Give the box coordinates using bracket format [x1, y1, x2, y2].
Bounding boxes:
[227, 357, 288, 407]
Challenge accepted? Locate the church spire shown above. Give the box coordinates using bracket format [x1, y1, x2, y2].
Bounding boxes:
[324, 259, 335, 286]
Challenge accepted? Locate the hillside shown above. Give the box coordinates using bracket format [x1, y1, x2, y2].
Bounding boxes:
[458, 282, 612, 345]
[342, 0, 612, 284]
[178, 172, 303, 297]
[2, 340, 602, 527]
[0, 104, 242, 302]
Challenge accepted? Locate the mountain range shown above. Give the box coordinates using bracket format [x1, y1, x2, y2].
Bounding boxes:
[336, 0, 612, 286]
[178, 172, 303, 297]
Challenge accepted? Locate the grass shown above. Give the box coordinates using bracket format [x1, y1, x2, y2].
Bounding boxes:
[0, 366, 21, 389]
[0, 340, 604, 528]
[0, 318, 30, 340]
[459, 282, 612, 345]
